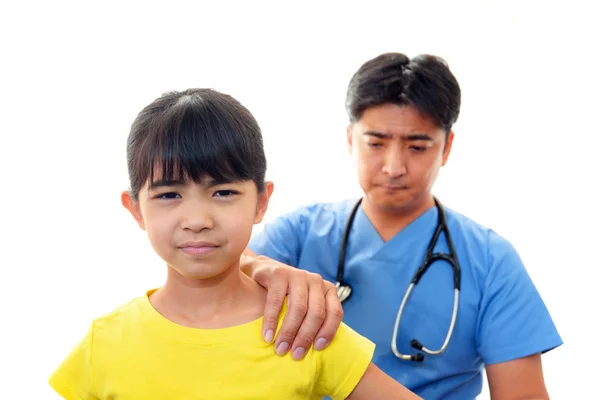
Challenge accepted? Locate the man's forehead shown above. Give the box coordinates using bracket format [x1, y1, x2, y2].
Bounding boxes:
[354, 118, 446, 139]
[355, 104, 444, 137]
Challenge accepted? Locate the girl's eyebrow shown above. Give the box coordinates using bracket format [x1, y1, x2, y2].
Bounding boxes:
[202, 177, 235, 188]
[149, 179, 185, 189]
[149, 177, 235, 190]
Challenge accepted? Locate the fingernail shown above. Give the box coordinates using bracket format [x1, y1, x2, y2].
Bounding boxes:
[314, 338, 328, 350]
[276, 342, 290, 356]
[264, 329, 274, 343]
[292, 347, 306, 360]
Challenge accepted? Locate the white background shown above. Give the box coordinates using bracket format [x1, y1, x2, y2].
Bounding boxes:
[1, 1, 598, 398]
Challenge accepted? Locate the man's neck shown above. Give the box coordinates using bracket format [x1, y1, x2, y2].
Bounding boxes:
[362, 194, 436, 242]
[150, 261, 266, 329]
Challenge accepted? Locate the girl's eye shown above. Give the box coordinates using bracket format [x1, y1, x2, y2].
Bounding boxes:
[214, 190, 239, 197]
[156, 192, 181, 199]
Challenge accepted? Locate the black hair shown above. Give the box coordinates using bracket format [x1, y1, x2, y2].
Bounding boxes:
[126, 88, 266, 200]
[345, 52, 461, 133]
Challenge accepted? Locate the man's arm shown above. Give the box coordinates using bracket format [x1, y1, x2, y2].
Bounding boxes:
[485, 353, 549, 400]
[241, 249, 344, 360]
[476, 231, 561, 399]
[346, 362, 422, 400]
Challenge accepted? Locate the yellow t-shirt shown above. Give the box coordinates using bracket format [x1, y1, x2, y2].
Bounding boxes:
[49, 289, 375, 399]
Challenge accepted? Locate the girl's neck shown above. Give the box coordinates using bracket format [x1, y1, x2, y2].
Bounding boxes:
[149, 260, 267, 329]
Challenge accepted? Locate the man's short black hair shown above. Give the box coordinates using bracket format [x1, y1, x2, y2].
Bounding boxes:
[126, 88, 266, 200]
[345, 52, 461, 133]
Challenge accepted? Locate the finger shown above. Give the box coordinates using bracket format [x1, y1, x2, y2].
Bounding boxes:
[312, 282, 344, 351]
[261, 268, 288, 344]
[289, 274, 328, 360]
[274, 272, 309, 356]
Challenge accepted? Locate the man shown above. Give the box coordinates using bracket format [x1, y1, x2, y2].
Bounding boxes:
[242, 52, 561, 399]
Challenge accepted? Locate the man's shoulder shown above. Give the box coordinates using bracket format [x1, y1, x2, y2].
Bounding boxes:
[443, 205, 530, 295]
[290, 198, 358, 215]
[444, 205, 513, 250]
[443, 205, 524, 284]
[282, 198, 359, 226]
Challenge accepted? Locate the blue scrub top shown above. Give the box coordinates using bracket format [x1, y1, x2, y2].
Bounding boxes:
[249, 199, 562, 399]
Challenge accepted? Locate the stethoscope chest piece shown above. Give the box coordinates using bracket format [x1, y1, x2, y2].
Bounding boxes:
[336, 281, 352, 303]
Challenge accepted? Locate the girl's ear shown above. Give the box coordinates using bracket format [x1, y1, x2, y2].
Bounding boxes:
[121, 190, 146, 230]
[254, 181, 274, 224]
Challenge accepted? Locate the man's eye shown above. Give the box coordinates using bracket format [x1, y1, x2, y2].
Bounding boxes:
[367, 142, 382, 148]
[156, 192, 181, 199]
[214, 190, 239, 197]
[411, 146, 427, 152]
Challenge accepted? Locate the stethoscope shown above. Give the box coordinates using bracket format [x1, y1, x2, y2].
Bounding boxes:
[335, 197, 461, 362]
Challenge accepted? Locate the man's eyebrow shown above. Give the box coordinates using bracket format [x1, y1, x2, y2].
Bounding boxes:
[363, 131, 392, 139]
[405, 134, 434, 141]
[362, 131, 434, 141]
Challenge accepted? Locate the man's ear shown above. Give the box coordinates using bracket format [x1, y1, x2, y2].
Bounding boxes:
[254, 181, 274, 224]
[441, 131, 455, 166]
[121, 190, 146, 230]
[346, 124, 353, 155]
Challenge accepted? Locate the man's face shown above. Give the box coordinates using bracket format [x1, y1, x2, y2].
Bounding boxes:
[347, 103, 454, 213]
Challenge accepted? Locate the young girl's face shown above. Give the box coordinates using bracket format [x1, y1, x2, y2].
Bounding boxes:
[122, 175, 272, 280]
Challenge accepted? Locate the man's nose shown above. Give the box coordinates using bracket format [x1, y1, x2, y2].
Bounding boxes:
[382, 146, 407, 178]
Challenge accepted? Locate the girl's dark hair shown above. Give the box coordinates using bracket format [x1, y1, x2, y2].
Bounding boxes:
[345, 52, 461, 133]
[126, 88, 266, 200]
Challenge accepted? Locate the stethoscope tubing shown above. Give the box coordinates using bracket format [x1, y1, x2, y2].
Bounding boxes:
[336, 197, 462, 361]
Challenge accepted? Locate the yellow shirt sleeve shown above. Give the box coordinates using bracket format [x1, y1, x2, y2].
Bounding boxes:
[48, 323, 99, 400]
[314, 322, 376, 400]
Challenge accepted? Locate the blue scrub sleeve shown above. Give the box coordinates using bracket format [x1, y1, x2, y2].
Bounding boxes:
[248, 207, 311, 267]
[476, 231, 563, 365]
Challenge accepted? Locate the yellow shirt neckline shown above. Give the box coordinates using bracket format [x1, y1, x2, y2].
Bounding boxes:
[135, 288, 275, 345]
